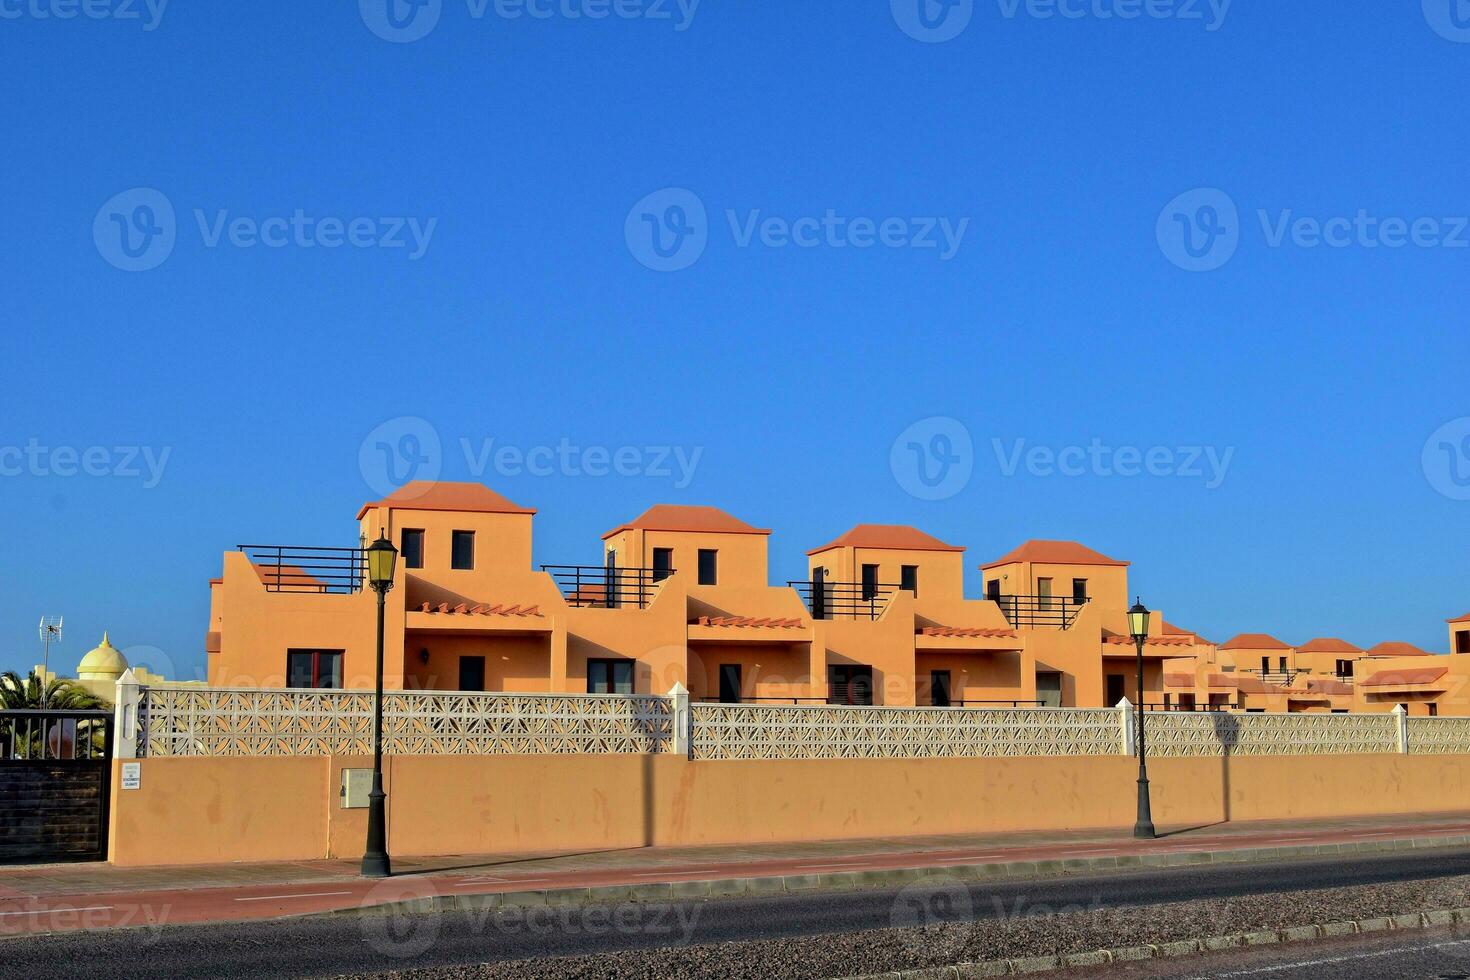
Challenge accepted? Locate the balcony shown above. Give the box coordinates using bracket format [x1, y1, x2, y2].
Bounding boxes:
[240, 545, 366, 594]
[993, 594, 1086, 630]
[788, 580, 899, 621]
[542, 565, 671, 610]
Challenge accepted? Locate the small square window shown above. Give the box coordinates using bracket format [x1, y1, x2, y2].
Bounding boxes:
[900, 565, 919, 596]
[401, 529, 424, 569]
[287, 650, 343, 689]
[697, 549, 717, 585]
[451, 530, 475, 570]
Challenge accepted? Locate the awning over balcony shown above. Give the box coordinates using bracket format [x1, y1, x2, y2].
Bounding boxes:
[915, 625, 1021, 652]
[688, 615, 813, 643]
[1361, 666, 1448, 691]
[406, 601, 552, 635]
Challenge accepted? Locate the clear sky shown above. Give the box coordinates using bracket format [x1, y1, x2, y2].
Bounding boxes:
[3, 1, 1468, 680]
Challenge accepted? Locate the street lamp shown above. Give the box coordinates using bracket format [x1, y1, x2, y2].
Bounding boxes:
[1128, 598, 1156, 840]
[362, 532, 398, 878]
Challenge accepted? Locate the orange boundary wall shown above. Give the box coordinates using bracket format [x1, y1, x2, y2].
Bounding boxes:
[107, 753, 1470, 867]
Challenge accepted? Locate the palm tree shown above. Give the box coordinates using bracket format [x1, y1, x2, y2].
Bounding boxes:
[0, 672, 109, 759]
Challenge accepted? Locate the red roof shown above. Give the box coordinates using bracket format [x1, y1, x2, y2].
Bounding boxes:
[1220, 633, 1292, 651]
[1361, 666, 1448, 689]
[808, 524, 964, 556]
[981, 540, 1127, 570]
[694, 616, 803, 629]
[1103, 634, 1195, 647]
[357, 482, 535, 520]
[1297, 637, 1363, 654]
[1365, 641, 1432, 658]
[1448, 611, 1470, 624]
[917, 626, 1018, 639]
[1162, 621, 1215, 645]
[602, 504, 770, 540]
[418, 601, 542, 617]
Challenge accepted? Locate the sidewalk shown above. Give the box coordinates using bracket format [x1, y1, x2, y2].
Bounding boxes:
[3, 811, 1470, 938]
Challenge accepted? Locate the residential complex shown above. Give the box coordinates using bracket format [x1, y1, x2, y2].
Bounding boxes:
[203, 481, 1469, 715]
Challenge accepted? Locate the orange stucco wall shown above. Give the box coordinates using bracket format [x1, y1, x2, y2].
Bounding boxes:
[108, 751, 1470, 867]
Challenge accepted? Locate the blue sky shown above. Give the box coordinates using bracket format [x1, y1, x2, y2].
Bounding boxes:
[2, 1, 1468, 679]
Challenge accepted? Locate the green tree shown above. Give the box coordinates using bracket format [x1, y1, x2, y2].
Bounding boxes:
[0, 672, 109, 759]
[0, 671, 108, 710]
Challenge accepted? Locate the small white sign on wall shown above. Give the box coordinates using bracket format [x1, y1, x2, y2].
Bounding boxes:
[121, 762, 141, 790]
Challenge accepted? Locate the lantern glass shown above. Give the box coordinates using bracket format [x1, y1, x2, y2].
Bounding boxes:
[366, 534, 398, 592]
[1127, 600, 1150, 644]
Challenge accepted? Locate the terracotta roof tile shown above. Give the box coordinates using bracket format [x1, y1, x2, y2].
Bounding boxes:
[1297, 637, 1363, 654]
[694, 616, 803, 629]
[358, 481, 535, 520]
[1220, 633, 1292, 651]
[1448, 611, 1470, 624]
[917, 626, 1019, 639]
[1103, 634, 1196, 647]
[1365, 641, 1432, 658]
[809, 524, 964, 556]
[1361, 666, 1448, 688]
[418, 602, 543, 617]
[603, 504, 770, 539]
[981, 540, 1128, 570]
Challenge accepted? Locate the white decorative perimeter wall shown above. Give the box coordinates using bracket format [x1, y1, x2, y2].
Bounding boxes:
[123, 685, 1470, 759]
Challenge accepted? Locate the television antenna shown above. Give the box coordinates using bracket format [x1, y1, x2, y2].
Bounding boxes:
[38, 616, 62, 709]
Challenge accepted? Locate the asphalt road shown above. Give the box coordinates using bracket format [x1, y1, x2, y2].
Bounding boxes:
[7, 848, 1470, 979]
[1072, 927, 1470, 978]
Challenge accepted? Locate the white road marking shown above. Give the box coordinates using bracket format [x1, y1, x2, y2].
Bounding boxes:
[796, 863, 871, 871]
[453, 878, 551, 887]
[234, 890, 353, 903]
[0, 905, 112, 918]
[1183, 937, 1470, 978]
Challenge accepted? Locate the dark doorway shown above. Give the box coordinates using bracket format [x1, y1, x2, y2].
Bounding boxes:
[930, 670, 952, 707]
[1036, 671, 1063, 708]
[1105, 673, 1127, 707]
[652, 547, 673, 582]
[829, 665, 875, 706]
[0, 710, 113, 864]
[718, 664, 742, 703]
[458, 655, 486, 692]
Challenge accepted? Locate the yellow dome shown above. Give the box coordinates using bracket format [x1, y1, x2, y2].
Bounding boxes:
[77, 632, 130, 681]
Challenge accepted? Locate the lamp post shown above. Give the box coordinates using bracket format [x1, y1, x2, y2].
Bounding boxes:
[1128, 598, 1156, 840]
[362, 533, 398, 878]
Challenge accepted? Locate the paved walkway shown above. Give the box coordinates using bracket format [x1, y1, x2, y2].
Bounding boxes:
[3, 811, 1469, 938]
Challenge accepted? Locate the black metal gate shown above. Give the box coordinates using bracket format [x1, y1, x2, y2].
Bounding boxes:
[0, 710, 114, 864]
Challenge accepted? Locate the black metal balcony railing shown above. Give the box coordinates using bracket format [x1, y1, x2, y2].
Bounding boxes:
[240, 545, 366, 594]
[1238, 669, 1299, 686]
[542, 565, 672, 609]
[0, 709, 113, 762]
[1147, 701, 1241, 712]
[788, 581, 900, 621]
[992, 594, 1086, 630]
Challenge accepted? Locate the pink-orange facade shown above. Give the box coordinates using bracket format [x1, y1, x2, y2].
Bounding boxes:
[204, 481, 1468, 713]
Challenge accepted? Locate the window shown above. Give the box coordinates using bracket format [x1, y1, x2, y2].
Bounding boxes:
[1261, 656, 1270, 674]
[828, 665, 874, 706]
[1037, 577, 1053, 609]
[1279, 656, 1288, 674]
[1458, 630, 1470, 654]
[900, 565, 919, 596]
[1336, 659, 1354, 678]
[587, 659, 634, 695]
[451, 530, 475, 570]
[697, 549, 718, 585]
[287, 649, 343, 689]
[861, 563, 880, 601]
[986, 579, 1001, 601]
[652, 547, 674, 583]
[401, 529, 424, 569]
[1105, 674, 1127, 707]
[1429, 703, 1439, 717]
[458, 655, 486, 692]
[1072, 578, 1088, 603]
[718, 664, 742, 704]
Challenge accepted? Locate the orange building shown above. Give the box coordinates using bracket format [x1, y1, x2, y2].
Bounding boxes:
[204, 481, 1465, 714]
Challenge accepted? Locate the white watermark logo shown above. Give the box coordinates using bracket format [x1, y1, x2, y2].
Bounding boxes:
[94, 188, 437, 271]
[1158, 187, 1469, 271]
[891, 0, 974, 42]
[360, 417, 444, 498]
[1423, 417, 1470, 501]
[626, 188, 970, 272]
[0, 440, 171, 489]
[993, 438, 1234, 488]
[1424, 0, 1470, 43]
[997, 0, 1230, 30]
[0, 0, 168, 30]
[891, 417, 974, 501]
[360, 0, 698, 42]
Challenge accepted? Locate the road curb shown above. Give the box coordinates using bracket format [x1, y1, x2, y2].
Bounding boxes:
[345, 833, 1470, 919]
[838, 906, 1470, 978]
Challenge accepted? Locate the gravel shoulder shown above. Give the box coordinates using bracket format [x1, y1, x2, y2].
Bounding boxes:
[339, 873, 1470, 980]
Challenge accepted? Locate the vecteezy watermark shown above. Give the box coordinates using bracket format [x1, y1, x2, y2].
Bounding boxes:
[0, 0, 168, 30]
[1423, 417, 1470, 501]
[0, 440, 171, 488]
[891, 417, 975, 501]
[892, 0, 1230, 42]
[359, 417, 704, 496]
[1423, 0, 1470, 43]
[1158, 187, 1470, 272]
[993, 438, 1234, 488]
[890, 875, 973, 958]
[94, 188, 437, 272]
[626, 188, 970, 272]
[359, 0, 699, 43]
